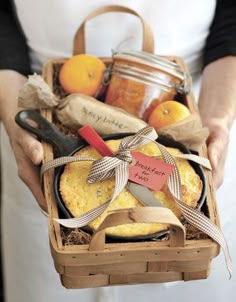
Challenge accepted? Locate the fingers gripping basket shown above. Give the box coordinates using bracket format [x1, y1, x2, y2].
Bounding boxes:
[41, 5, 220, 288]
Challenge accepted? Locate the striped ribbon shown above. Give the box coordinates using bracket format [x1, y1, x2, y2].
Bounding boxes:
[156, 142, 232, 277]
[41, 126, 232, 276]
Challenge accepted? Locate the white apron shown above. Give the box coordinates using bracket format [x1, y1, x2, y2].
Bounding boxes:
[2, 0, 235, 301]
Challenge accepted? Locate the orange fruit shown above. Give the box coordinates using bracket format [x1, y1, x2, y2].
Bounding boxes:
[59, 54, 106, 96]
[148, 100, 191, 130]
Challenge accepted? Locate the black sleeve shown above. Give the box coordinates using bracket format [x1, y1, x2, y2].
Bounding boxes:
[203, 0, 236, 67]
[0, 0, 31, 76]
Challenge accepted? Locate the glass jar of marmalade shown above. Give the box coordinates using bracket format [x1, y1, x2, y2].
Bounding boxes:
[105, 50, 191, 121]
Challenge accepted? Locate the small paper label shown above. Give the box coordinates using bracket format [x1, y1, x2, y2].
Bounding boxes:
[129, 151, 175, 191]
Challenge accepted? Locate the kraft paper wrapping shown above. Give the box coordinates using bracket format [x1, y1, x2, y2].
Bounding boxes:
[18, 74, 209, 149]
[158, 113, 209, 152]
[18, 74, 59, 108]
[56, 94, 147, 135]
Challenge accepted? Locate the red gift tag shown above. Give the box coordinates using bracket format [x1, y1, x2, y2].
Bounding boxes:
[129, 151, 174, 191]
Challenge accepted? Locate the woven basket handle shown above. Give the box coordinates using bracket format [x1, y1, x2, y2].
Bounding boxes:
[89, 207, 185, 251]
[73, 5, 154, 55]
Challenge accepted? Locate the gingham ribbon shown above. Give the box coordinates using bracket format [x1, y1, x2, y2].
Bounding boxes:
[41, 126, 232, 276]
[156, 142, 232, 277]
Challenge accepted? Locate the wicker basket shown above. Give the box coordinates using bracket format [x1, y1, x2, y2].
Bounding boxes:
[40, 5, 220, 288]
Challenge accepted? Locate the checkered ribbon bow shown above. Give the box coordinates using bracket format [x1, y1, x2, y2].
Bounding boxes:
[87, 126, 157, 204]
[41, 126, 232, 277]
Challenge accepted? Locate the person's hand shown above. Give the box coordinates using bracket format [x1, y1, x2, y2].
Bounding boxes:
[0, 70, 47, 210]
[202, 118, 229, 188]
[8, 120, 47, 210]
[198, 56, 236, 189]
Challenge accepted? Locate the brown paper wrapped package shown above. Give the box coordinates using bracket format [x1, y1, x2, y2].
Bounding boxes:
[56, 94, 147, 135]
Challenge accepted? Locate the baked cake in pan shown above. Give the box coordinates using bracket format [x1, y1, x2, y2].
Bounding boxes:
[59, 139, 203, 238]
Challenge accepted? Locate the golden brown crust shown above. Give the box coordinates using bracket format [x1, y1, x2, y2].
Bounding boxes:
[60, 139, 202, 238]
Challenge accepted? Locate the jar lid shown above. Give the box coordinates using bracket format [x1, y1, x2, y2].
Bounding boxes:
[113, 50, 191, 94]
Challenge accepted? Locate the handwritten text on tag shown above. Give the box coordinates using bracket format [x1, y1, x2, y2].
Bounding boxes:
[129, 151, 174, 191]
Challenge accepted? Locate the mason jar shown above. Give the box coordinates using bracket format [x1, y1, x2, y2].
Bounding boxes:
[105, 50, 191, 121]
